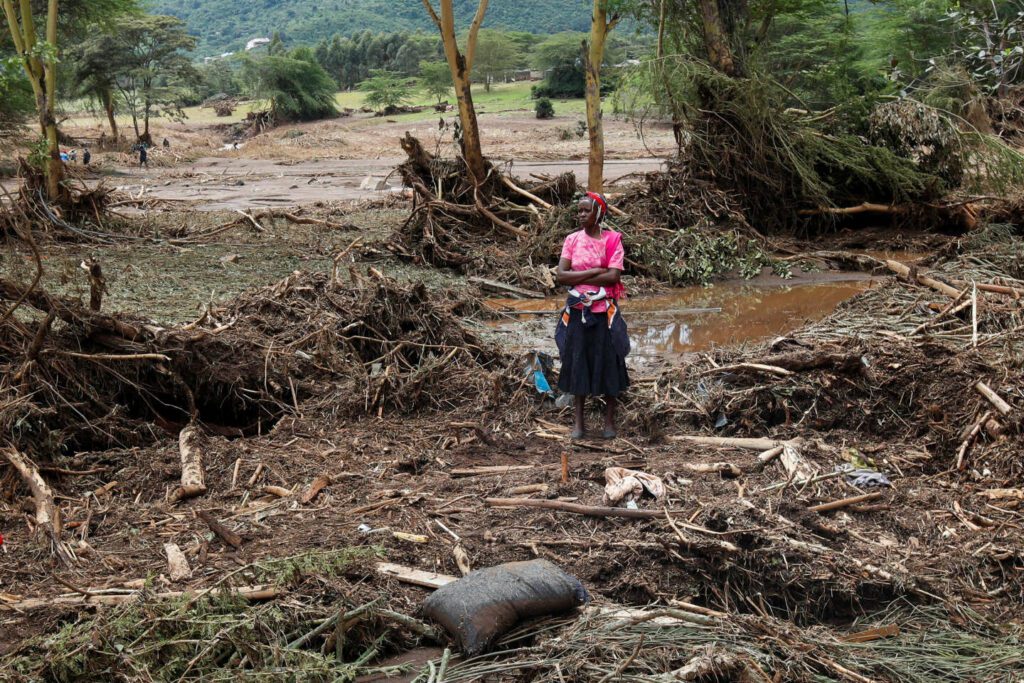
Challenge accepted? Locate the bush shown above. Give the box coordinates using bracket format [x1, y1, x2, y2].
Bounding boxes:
[535, 97, 555, 119]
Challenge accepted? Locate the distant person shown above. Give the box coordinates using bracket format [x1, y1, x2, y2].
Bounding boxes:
[60, 150, 69, 163]
[163, 137, 170, 148]
[139, 144, 148, 168]
[70, 149, 77, 163]
[83, 148, 91, 166]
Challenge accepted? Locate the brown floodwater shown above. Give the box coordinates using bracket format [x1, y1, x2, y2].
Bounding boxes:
[485, 275, 874, 357]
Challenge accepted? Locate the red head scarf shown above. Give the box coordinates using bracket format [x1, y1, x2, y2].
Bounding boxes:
[586, 191, 608, 224]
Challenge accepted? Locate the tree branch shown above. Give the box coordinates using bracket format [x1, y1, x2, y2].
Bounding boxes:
[421, 0, 442, 29]
[465, 0, 490, 74]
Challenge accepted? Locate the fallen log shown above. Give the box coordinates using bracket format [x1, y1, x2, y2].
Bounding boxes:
[3, 448, 61, 539]
[196, 510, 243, 549]
[485, 497, 675, 519]
[170, 424, 207, 503]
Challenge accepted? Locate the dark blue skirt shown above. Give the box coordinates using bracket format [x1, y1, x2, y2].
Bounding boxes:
[557, 307, 630, 397]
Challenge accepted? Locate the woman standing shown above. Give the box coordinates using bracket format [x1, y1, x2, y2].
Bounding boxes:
[555, 192, 629, 439]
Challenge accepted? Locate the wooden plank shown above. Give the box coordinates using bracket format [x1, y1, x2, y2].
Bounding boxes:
[376, 562, 456, 590]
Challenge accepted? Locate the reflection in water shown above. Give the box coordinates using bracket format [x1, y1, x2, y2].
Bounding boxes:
[486, 280, 872, 356]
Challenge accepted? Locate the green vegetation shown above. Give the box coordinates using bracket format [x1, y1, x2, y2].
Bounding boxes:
[535, 96, 555, 119]
[418, 59, 452, 104]
[5, 548, 383, 681]
[72, 14, 200, 144]
[358, 70, 414, 113]
[241, 52, 339, 122]
[148, 0, 593, 56]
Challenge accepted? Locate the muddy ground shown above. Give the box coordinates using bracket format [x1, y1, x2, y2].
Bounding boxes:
[1, 108, 1022, 682]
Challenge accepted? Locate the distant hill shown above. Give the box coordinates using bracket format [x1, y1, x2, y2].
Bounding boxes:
[146, 0, 593, 56]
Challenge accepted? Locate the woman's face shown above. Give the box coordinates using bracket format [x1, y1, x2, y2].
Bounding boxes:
[578, 198, 597, 229]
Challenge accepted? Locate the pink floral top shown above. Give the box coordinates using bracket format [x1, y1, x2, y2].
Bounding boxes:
[560, 229, 624, 313]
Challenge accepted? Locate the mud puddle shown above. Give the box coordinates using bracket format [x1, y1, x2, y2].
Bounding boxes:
[484, 273, 874, 359]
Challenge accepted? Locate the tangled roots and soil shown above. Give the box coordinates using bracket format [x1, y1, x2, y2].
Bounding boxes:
[0, 270, 512, 460]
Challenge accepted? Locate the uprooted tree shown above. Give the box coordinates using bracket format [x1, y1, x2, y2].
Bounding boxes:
[2, 0, 63, 200]
[421, 0, 489, 184]
[617, 0, 1024, 232]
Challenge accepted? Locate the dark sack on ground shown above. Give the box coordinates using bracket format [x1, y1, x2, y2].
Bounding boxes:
[421, 559, 589, 655]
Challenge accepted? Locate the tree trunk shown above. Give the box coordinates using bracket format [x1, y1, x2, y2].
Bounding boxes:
[3, 0, 64, 200]
[697, 0, 739, 76]
[43, 0, 61, 200]
[584, 1, 616, 192]
[426, 0, 488, 185]
[102, 87, 119, 140]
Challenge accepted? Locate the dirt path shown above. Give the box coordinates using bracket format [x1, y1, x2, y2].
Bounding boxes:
[102, 157, 665, 212]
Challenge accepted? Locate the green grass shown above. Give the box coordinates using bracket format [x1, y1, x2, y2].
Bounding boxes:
[64, 81, 586, 130]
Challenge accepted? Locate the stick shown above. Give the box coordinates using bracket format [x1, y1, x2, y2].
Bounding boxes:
[508, 484, 549, 495]
[808, 492, 882, 513]
[45, 351, 172, 362]
[667, 435, 790, 450]
[376, 562, 456, 589]
[3, 448, 61, 538]
[450, 465, 540, 477]
[170, 424, 207, 503]
[500, 175, 552, 209]
[196, 510, 243, 549]
[485, 497, 672, 519]
[262, 486, 292, 498]
[975, 381, 1012, 416]
[757, 446, 784, 465]
[972, 280, 978, 347]
[883, 259, 965, 298]
[235, 209, 265, 232]
[681, 462, 742, 478]
[664, 509, 739, 554]
[0, 585, 280, 611]
[956, 411, 991, 471]
[301, 473, 332, 504]
[561, 451, 569, 484]
[700, 363, 793, 378]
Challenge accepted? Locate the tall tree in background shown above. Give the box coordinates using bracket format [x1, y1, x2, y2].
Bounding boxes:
[241, 51, 338, 123]
[584, 1, 621, 192]
[2, 0, 63, 199]
[419, 59, 452, 103]
[422, 0, 489, 184]
[106, 15, 199, 145]
[472, 29, 517, 91]
[68, 37, 121, 140]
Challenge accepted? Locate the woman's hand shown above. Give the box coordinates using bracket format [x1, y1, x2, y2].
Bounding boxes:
[556, 258, 608, 286]
[578, 268, 621, 287]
